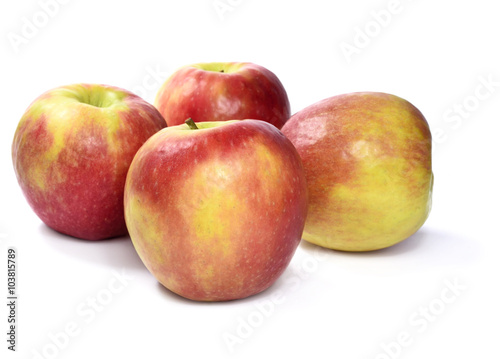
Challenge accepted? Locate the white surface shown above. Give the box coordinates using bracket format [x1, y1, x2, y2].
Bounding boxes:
[1, 0, 499, 358]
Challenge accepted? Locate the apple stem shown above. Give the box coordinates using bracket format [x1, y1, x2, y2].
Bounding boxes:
[185, 118, 199, 130]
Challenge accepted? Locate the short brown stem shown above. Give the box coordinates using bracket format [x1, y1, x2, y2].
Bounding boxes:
[185, 118, 199, 130]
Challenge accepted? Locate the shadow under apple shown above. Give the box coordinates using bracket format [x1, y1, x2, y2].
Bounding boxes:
[39, 223, 148, 274]
[298, 226, 482, 271]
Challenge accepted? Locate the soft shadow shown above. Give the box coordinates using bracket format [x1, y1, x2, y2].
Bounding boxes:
[40, 223, 148, 274]
[299, 226, 482, 267]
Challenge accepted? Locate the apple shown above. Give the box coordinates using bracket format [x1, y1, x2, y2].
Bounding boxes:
[281, 92, 433, 251]
[124, 119, 308, 301]
[12, 83, 166, 240]
[154, 62, 291, 129]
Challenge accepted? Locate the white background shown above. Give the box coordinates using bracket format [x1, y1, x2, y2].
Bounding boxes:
[1, 0, 499, 358]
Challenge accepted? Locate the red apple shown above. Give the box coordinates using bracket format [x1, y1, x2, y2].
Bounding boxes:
[281, 92, 433, 251]
[154, 62, 291, 129]
[124, 119, 308, 301]
[12, 84, 166, 240]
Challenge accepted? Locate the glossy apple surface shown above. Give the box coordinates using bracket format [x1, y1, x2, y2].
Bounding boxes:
[12, 84, 166, 240]
[124, 119, 308, 301]
[281, 92, 433, 251]
[154, 62, 291, 129]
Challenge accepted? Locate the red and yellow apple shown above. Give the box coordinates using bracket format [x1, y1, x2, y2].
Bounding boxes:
[154, 62, 291, 129]
[12, 83, 166, 240]
[281, 92, 433, 251]
[124, 119, 308, 301]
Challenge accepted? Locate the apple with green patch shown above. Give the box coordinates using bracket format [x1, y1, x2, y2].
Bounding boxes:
[124, 119, 308, 301]
[281, 92, 433, 251]
[12, 83, 166, 240]
[154, 62, 291, 129]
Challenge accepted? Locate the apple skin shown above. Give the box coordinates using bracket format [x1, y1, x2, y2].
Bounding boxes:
[12, 84, 166, 240]
[154, 62, 291, 129]
[124, 119, 308, 301]
[281, 92, 433, 252]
